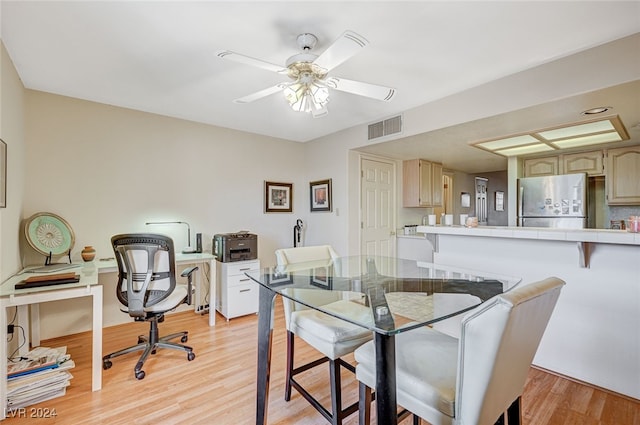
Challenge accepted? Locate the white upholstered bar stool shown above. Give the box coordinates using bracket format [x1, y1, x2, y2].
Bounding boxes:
[275, 245, 373, 425]
[355, 277, 565, 425]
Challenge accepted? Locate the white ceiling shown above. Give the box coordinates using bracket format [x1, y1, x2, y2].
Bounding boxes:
[2, 1, 640, 173]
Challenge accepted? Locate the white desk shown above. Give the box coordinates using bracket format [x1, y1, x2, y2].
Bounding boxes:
[95, 252, 217, 326]
[0, 264, 102, 419]
[0, 252, 215, 419]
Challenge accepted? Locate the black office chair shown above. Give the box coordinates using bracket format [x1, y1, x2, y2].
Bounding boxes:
[102, 233, 197, 380]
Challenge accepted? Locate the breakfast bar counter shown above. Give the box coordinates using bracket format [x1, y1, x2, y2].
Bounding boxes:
[410, 225, 640, 400]
[416, 224, 640, 244]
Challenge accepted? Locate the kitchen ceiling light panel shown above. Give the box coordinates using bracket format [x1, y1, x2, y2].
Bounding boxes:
[551, 132, 623, 149]
[495, 143, 555, 156]
[538, 119, 615, 140]
[470, 115, 629, 157]
[476, 134, 539, 151]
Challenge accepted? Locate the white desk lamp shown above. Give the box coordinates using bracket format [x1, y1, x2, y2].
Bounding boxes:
[145, 221, 196, 254]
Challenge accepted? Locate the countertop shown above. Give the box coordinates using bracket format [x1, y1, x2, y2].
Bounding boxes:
[415, 225, 640, 246]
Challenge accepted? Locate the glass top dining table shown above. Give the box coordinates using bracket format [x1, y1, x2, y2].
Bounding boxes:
[246, 256, 521, 425]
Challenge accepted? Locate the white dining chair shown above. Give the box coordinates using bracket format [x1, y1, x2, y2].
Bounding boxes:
[275, 245, 373, 425]
[355, 277, 565, 425]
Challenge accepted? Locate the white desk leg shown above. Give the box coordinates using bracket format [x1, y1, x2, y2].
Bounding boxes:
[91, 286, 103, 391]
[19, 305, 32, 355]
[1, 300, 8, 419]
[209, 259, 216, 327]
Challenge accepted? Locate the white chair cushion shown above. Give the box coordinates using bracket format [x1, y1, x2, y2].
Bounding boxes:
[355, 326, 458, 418]
[291, 299, 373, 359]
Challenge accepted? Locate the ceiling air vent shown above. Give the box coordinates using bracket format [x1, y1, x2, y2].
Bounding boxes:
[368, 115, 402, 141]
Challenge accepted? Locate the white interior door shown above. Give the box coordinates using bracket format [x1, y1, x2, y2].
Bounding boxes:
[361, 157, 396, 258]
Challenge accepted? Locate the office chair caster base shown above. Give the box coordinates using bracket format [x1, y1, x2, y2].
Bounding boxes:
[181, 335, 188, 343]
[103, 360, 113, 370]
[187, 352, 195, 361]
[135, 370, 145, 380]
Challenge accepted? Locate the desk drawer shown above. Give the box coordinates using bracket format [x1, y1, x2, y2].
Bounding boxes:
[227, 282, 258, 317]
[227, 274, 254, 287]
[226, 260, 259, 276]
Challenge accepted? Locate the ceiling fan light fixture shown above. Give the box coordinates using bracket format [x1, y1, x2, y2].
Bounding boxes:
[219, 30, 394, 115]
[283, 79, 329, 115]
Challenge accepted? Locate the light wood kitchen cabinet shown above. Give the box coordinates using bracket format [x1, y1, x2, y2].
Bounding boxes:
[523, 156, 559, 177]
[562, 150, 604, 176]
[403, 159, 443, 207]
[607, 145, 640, 205]
[431, 162, 443, 207]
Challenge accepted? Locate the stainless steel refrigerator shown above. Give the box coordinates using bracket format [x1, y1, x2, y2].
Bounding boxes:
[517, 173, 587, 228]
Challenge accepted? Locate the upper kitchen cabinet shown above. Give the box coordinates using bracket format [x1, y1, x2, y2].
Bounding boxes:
[524, 150, 605, 177]
[607, 146, 640, 205]
[403, 159, 443, 207]
[523, 156, 559, 177]
[431, 162, 443, 207]
[562, 150, 604, 176]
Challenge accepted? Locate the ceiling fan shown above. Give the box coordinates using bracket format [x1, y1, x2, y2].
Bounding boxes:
[216, 30, 396, 117]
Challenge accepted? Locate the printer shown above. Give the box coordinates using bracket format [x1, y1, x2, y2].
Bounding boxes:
[213, 232, 258, 262]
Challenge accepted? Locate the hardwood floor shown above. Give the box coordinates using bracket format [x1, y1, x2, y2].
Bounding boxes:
[4, 298, 638, 424]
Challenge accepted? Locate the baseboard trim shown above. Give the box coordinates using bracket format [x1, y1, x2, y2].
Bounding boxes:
[531, 365, 640, 404]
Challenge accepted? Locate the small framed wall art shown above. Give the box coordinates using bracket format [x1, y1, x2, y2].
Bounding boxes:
[460, 192, 470, 208]
[309, 178, 332, 212]
[495, 191, 504, 211]
[264, 181, 293, 213]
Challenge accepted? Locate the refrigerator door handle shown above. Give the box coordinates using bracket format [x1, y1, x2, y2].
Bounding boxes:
[518, 184, 524, 226]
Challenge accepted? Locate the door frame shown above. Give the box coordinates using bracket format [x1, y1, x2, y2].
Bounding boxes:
[349, 152, 397, 257]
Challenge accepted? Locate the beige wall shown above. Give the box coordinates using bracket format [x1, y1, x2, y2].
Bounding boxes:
[22, 91, 318, 336]
[23, 91, 309, 266]
[0, 42, 26, 281]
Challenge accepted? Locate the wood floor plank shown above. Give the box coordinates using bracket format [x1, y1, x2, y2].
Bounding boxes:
[3, 298, 639, 424]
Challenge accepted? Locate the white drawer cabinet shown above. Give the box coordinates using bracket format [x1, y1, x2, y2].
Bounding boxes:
[215, 259, 260, 320]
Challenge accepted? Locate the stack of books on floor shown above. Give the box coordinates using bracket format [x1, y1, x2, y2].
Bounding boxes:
[6, 346, 75, 411]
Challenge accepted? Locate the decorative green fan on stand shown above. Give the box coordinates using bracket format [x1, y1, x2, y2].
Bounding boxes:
[24, 212, 75, 264]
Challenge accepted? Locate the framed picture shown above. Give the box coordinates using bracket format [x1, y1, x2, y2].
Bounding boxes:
[310, 179, 332, 212]
[264, 181, 292, 213]
[460, 192, 470, 208]
[610, 220, 625, 230]
[495, 191, 504, 211]
[0, 139, 6, 208]
[267, 267, 292, 287]
[310, 265, 333, 289]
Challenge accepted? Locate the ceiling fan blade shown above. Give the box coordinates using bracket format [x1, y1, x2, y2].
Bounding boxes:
[233, 84, 284, 104]
[326, 77, 396, 102]
[216, 50, 287, 74]
[313, 30, 369, 73]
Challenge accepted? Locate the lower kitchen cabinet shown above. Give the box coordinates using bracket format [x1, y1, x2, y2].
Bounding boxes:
[215, 259, 260, 320]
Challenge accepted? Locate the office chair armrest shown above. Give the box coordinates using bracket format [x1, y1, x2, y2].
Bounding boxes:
[180, 266, 199, 305]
